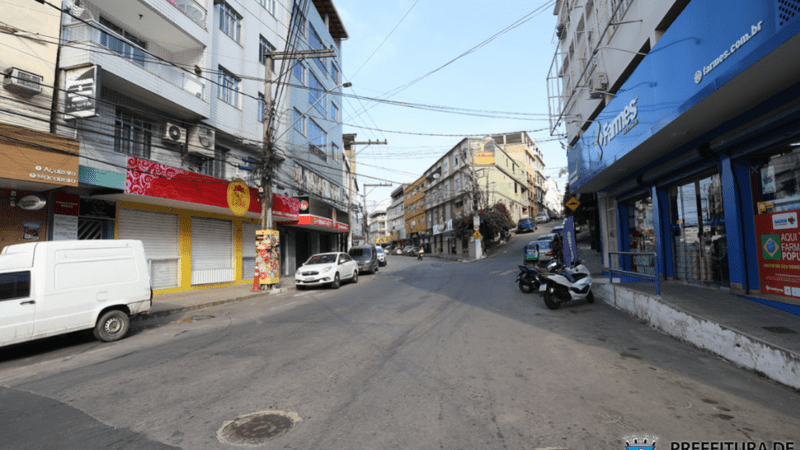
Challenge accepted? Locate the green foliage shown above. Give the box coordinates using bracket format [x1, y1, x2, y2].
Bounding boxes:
[453, 202, 515, 244]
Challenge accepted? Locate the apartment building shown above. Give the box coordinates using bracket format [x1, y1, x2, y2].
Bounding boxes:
[387, 184, 407, 248]
[369, 210, 388, 245]
[493, 131, 546, 217]
[423, 137, 527, 257]
[0, 0, 80, 252]
[43, 0, 347, 293]
[404, 176, 426, 248]
[550, 0, 800, 302]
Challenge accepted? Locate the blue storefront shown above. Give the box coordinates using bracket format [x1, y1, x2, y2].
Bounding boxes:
[569, 0, 800, 303]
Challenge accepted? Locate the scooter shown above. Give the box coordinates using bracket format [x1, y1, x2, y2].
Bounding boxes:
[516, 259, 561, 294]
[417, 252, 424, 260]
[538, 259, 594, 310]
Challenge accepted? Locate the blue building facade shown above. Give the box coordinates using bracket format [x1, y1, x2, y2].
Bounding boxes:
[569, 0, 800, 303]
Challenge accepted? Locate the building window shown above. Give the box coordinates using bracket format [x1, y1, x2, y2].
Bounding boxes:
[454, 152, 459, 166]
[331, 103, 339, 123]
[293, 61, 305, 83]
[258, 93, 266, 122]
[198, 148, 226, 179]
[114, 109, 151, 159]
[218, 66, 239, 106]
[331, 142, 340, 160]
[99, 17, 147, 67]
[259, 0, 276, 15]
[218, 2, 241, 43]
[331, 64, 339, 83]
[292, 4, 306, 38]
[455, 177, 460, 192]
[309, 26, 327, 73]
[309, 118, 327, 160]
[444, 160, 449, 176]
[259, 35, 276, 72]
[308, 72, 326, 117]
[293, 108, 305, 135]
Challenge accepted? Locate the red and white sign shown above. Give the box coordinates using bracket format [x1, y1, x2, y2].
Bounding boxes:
[272, 194, 300, 222]
[756, 210, 800, 299]
[297, 215, 349, 232]
[126, 158, 261, 214]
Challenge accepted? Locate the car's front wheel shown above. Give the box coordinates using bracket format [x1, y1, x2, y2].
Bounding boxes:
[330, 273, 340, 289]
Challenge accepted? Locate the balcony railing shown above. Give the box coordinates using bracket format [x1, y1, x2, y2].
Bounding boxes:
[174, 0, 208, 28]
[62, 21, 205, 100]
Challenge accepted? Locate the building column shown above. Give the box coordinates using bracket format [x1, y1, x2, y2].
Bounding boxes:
[617, 200, 631, 271]
[655, 185, 674, 279]
[721, 154, 749, 293]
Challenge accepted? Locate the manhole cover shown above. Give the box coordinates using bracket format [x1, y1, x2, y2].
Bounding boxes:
[217, 410, 301, 446]
[763, 326, 797, 334]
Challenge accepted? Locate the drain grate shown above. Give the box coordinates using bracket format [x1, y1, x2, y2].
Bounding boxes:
[218, 410, 301, 446]
[763, 326, 797, 334]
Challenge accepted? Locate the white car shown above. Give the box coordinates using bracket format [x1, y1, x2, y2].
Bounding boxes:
[376, 246, 387, 266]
[295, 252, 358, 290]
[536, 212, 549, 223]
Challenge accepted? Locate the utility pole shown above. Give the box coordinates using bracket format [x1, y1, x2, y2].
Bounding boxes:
[257, 47, 338, 290]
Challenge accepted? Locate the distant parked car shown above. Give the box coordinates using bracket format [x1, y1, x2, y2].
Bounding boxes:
[553, 225, 564, 237]
[536, 212, 549, 223]
[349, 245, 379, 274]
[295, 252, 358, 290]
[517, 217, 537, 233]
[395, 247, 404, 255]
[523, 239, 555, 265]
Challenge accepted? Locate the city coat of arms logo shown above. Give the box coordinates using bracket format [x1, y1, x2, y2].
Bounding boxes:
[624, 434, 658, 450]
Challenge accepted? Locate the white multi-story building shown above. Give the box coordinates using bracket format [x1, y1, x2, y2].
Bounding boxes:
[47, 0, 347, 293]
[369, 210, 388, 245]
[387, 184, 407, 247]
[543, 177, 563, 217]
[493, 132, 546, 218]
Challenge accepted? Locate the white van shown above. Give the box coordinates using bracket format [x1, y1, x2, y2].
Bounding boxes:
[0, 240, 152, 348]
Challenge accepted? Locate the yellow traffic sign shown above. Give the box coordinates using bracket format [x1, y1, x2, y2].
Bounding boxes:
[566, 196, 581, 211]
[473, 230, 482, 239]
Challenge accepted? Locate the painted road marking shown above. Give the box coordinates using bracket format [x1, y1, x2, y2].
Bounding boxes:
[501, 269, 516, 275]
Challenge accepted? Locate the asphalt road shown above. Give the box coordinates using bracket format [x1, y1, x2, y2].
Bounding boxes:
[1, 223, 798, 449]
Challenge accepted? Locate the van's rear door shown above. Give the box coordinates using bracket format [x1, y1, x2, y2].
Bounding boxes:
[0, 270, 35, 346]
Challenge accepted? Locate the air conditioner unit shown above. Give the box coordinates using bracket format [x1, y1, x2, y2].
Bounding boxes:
[162, 122, 187, 144]
[4, 68, 43, 95]
[187, 125, 215, 158]
[589, 71, 608, 99]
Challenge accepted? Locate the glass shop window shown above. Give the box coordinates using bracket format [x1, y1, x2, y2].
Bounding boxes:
[752, 145, 800, 214]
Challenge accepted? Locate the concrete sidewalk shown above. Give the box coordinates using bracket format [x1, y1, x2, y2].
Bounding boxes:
[135, 283, 293, 321]
[580, 244, 800, 390]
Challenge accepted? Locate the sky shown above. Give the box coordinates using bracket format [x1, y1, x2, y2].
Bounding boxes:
[332, 0, 566, 214]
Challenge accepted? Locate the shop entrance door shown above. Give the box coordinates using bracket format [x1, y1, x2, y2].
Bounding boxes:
[296, 230, 311, 270]
[670, 174, 729, 287]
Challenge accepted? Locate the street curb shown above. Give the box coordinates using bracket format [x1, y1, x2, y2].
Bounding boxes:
[595, 283, 800, 390]
[132, 289, 289, 322]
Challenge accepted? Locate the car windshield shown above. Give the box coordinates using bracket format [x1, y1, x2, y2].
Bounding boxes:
[307, 254, 337, 265]
[537, 241, 552, 250]
[376, 247, 384, 254]
[350, 248, 372, 260]
[538, 234, 555, 241]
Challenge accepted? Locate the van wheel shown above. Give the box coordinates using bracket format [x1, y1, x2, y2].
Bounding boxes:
[94, 310, 130, 342]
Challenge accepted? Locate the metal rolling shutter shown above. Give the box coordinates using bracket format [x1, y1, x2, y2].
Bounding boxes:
[241, 222, 260, 280]
[191, 217, 234, 285]
[118, 208, 180, 290]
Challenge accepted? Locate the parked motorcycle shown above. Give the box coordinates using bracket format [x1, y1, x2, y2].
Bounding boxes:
[538, 259, 594, 310]
[516, 259, 562, 294]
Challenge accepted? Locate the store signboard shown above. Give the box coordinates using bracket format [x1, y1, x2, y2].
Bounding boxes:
[52, 193, 80, 241]
[65, 65, 101, 119]
[755, 210, 800, 299]
[126, 158, 261, 214]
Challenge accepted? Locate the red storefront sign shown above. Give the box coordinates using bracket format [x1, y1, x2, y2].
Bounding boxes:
[125, 158, 260, 214]
[272, 194, 300, 222]
[297, 215, 349, 232]
[755, 210, 800, 299]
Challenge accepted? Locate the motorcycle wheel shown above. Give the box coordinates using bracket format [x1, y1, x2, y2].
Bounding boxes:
[518, 279, 534, 294]
[586, 290, 595, 303]
[543, 288, 561, 310]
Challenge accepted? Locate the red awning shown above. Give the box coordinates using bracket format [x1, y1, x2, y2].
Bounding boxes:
[272, 194, 299, 222]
